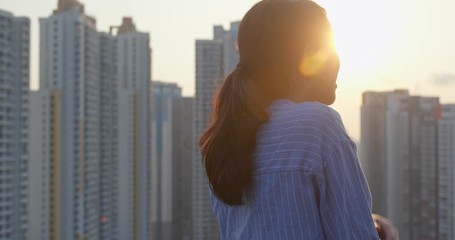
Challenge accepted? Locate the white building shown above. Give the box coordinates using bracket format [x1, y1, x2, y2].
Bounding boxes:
[113, 17, 152, 240]
[0, 9, 30, 240]
[29, 1, 152, 239]
[438, 104, 455, 240]
[193, 22, 239, 239]
[361, 90, 445, 240]
[29, 0, 101, 239]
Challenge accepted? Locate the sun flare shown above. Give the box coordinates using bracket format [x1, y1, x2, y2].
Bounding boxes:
[320, 0, 400, 77]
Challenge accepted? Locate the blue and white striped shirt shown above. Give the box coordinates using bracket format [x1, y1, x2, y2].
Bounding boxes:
[211, 100, 379, 239]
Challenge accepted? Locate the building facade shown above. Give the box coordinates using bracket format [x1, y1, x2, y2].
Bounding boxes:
[29, 1, 101, 239]
[114, 17, 152, 240]
[360, 90, 410, 238]
[151, 81, 182, 239]
[172, 97, 194, 240]
[193, 22, 239, 239]
[28, 1, 152, 239]
[408, 96, 440, 239]
[0, 9, 30, 240]
[98, 32, 118, 240]
[150, 82, 195, 240]
[438, 104, 455, 240]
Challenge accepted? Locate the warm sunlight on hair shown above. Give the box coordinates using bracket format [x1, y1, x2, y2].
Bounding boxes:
[299, 28, 336, 77]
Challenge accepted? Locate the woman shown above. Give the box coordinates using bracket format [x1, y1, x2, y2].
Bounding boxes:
[200, 0, 398, 239]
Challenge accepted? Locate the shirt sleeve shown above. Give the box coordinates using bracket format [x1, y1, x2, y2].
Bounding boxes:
[317, 138, 380, 240]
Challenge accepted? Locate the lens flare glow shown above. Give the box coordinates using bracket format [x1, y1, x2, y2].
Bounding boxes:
[299, 49, 330, 77]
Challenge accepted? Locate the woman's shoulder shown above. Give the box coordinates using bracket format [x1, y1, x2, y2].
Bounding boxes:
[267, 100, 350, 147]
[269, 100, 344, 130]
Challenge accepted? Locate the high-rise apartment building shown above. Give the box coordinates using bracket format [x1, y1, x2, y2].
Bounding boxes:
[0, 9, 30, 240]
[360, 90, 410, 238]
[408, 96, 440, 239]
[98, 31, 118, 240]
[151, 82, 194, 240]
[438, 104, 455, 240]
[28, 1, 152, 239]
[113, 17, 152, 240]
[193, 22, 239, 239]
[29, 1, 101, 239]
[151, 81, 182, 239]
[360, 90, 453, 240]
[172, 97, 194, 240]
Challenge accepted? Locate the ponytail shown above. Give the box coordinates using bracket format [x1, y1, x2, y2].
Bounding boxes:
[199, 65, 268, 205]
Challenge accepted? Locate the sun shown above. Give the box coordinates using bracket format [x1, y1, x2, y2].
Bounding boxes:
[319, 0, 399, 76]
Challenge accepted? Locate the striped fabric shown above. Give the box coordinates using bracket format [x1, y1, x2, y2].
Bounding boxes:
[210, 100, 380, 239]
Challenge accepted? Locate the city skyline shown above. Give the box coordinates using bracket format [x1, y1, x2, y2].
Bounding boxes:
[2, 0, 455, 141]
[1, 1, 455, 239]
[360, 90, 455, 240]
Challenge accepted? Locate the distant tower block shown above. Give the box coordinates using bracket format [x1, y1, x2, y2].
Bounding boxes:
[54, 0, 84, 13]
[118, 17, 137, 34]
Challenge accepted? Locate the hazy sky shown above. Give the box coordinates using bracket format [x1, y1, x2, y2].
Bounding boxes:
[2, 0, 454, 141]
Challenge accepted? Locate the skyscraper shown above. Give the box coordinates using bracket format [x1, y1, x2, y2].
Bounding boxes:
[29, 1, 101, 239]
[438, 104, 455, 240]
[113, 17, 152, 240]
[360, 90, 450, 240]
[98, 31, 118, 240]
[360, 90, 410, 238]
[28, 1, 152, 239]
[193, 22, 239, 239]
[408, 96, 440, 239]
[151, 81, 182, 239]
[0, 9, 30, 240]
[172, 97, 194, 240]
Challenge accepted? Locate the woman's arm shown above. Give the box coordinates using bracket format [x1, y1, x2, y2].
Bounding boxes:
[317, 138, 379, 239]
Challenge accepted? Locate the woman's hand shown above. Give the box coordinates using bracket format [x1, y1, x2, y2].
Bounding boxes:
[372, 214, 399, 240]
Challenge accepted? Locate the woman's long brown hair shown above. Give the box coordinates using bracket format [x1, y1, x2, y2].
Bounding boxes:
[200, 0, 329, 205]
